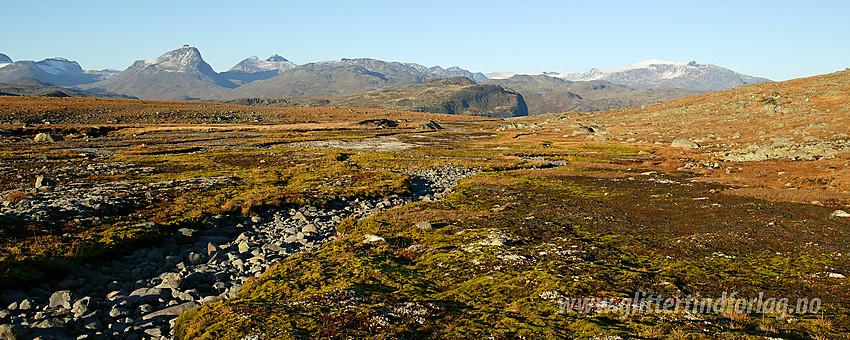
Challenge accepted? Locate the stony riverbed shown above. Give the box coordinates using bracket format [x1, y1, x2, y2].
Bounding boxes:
[0, 165, 480, 339]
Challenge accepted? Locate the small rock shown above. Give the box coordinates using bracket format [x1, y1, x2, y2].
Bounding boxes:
[671, 138, 700, 150]
[416, 221, 433, 230]
[830, 210, 850, 219]
[35, 176, 55, 189]
[363, 234, 386, 243]
[302, 224, 318, 234]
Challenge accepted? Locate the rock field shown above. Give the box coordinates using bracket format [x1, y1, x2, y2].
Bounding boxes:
[0, 165, 480, 339]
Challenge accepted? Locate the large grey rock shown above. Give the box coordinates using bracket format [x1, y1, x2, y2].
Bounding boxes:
[416, 221, 433, 230]
[48, 290, 73, 309]
[671, 138, 700, 150]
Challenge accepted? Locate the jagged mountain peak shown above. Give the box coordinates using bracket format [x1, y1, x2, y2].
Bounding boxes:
[266, 54, 289, 62]
[142, 45, 209, 73]
[226, 54, 296, 74]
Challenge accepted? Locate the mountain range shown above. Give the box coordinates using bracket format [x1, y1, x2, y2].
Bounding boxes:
[487, 59, 770, 92]
[0, 46, 772, 115]
[482, 75, 700, 114]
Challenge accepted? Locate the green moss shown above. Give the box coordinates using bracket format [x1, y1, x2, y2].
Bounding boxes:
[176, 168, 850, 338]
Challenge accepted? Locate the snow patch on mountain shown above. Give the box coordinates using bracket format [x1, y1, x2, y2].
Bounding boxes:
[485, 70, 517, 80]
[489, 59, 770, 91]
[227, 55, 296, 73]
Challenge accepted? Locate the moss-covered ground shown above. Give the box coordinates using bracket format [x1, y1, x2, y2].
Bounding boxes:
[1, 100, 848, 338]
[174, 141, 850, 339]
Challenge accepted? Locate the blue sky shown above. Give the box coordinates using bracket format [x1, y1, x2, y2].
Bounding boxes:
[2, 0, 847, 81]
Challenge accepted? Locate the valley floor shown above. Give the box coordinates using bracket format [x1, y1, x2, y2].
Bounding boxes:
[0, 97, 848, 339]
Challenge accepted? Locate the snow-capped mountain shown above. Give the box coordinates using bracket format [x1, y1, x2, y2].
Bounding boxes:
[403, 63, 488, 82]
[523, 59, 770, 91]
[484, 71, 516, 80]
[228, 54, 296, 73]
[221, 54, 298, 85]
[79, 45, 238, 100]
[0, 53, 12, 66]
[0, 57, 104, 86]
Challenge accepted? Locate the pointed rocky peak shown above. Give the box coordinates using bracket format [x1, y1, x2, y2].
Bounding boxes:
[266, 54, 289, 62]
[143, 45, 213, 74]
[0, 53, 11, 64]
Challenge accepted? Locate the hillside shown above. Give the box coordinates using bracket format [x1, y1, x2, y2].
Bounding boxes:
[483, 74, 699, 115]
[228, 77, 528, 118]
[227, 58, 436, 99]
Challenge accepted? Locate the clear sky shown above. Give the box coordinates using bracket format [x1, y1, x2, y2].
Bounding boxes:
[1, 0, 847, 81]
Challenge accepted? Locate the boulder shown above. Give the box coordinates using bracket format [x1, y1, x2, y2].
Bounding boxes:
[142, 301, 200, 320]
[671, 138, 700, 150]
[35, 176, 55, 189]
[48, 290, 73, 309]
[33, 133, 64, 143]
[830, 210, 850, 219]
[416, 120, 443, 130]
[71, 296, 95, 318]
[416, 221, 433, 230]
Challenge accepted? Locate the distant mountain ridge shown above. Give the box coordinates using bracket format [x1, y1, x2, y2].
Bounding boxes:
[1, 47, 771, 117]
[487, 59, 771, 92]
[227, 77, 528, 118]
[483, 74, 699, 115]
[403, 63, 488, 82]
[0, 57, 107, 86]
[226, 58, 437, 99]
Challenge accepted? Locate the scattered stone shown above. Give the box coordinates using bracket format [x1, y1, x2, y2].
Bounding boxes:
[0, 165, 478, 339]
[416, 221, 433, 230]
